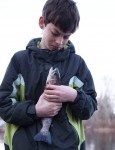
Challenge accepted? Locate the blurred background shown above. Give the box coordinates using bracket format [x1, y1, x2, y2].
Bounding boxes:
[0, 0, 115, 149]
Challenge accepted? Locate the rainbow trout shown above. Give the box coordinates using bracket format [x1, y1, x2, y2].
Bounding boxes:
[34, 67, 61, 144]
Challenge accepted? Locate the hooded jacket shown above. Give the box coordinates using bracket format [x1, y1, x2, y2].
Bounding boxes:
[0, 38, 97, 150]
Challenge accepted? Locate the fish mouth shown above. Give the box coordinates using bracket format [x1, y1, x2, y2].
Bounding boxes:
[46, 67, 61, 85]
[52, 67, 60, 76]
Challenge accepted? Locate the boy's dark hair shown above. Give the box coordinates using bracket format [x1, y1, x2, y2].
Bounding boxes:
[42, 0, 80, 33]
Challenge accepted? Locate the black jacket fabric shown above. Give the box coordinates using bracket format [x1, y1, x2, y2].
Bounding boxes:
[0, 38, 97, 150]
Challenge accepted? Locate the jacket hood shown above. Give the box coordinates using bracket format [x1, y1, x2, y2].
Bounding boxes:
[26, 38, 75, 62]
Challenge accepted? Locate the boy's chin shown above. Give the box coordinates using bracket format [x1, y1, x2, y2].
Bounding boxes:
[49, 46, 62, 51]
[49, 48, 61, 51]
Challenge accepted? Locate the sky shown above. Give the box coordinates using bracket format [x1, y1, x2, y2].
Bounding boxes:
[0, 0, 115, 97]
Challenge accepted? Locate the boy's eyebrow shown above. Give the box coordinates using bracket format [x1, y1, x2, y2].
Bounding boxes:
[52, 28, 62, 34]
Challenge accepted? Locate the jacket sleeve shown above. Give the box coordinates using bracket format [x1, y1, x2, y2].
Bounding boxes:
[0, 53, 38, 126]
[69, 59, 97, 120]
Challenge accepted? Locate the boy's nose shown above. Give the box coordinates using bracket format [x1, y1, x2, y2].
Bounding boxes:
[55, 37, 63, 46]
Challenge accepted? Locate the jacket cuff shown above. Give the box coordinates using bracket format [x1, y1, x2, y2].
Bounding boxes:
[27, 104, 39, 120]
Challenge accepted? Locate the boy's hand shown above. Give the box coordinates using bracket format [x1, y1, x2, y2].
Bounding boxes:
[35, 93, 62, 118]
[44, 85, 77, 103]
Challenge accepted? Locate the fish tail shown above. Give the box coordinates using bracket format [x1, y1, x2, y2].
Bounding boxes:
[34, 131, 51, 145]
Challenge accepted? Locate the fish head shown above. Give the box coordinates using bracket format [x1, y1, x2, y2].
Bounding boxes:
[46, 67, 61, 85]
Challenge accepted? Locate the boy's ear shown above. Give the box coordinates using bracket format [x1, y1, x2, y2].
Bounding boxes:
[39, 16, 45, 29]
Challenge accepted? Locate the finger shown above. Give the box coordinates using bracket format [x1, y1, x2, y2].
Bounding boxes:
[45, 84, 58, 90]
[44, 89, 59, 96]
[44, 94, 59, 101]
[50, 106, 62, 116]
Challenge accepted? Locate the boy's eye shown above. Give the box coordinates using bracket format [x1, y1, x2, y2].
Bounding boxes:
[63, 35, 69, 39]
[51, 31, 70, 40]
[52, 32, 59, 37]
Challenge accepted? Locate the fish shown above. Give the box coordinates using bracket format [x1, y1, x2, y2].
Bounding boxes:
[34, 67, 61, 144]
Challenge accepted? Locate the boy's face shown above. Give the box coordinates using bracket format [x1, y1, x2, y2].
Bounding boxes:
[39, 17, 72, 51]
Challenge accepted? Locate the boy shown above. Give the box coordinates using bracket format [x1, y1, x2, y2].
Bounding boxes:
[0, 0, 97, 150]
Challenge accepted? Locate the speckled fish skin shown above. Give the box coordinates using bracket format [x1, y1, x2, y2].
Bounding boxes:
[34, 67, 61, 144]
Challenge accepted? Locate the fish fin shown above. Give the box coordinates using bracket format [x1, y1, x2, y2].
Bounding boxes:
[34, 131, 51, 145]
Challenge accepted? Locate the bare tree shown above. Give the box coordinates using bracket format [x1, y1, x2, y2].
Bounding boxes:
[84, 76, 115, 129]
